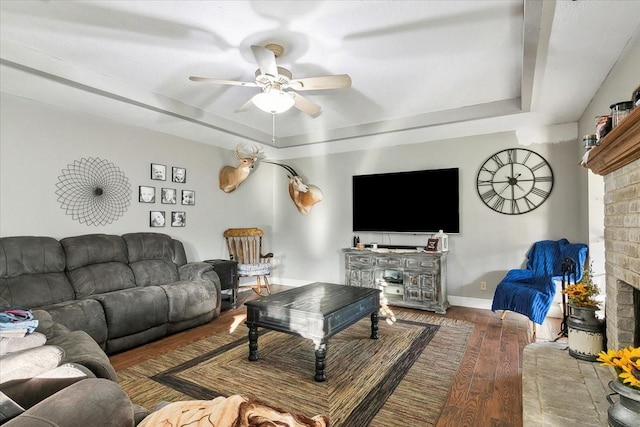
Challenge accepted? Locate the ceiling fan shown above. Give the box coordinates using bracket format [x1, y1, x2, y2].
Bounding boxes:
[189, 43, 351, 116]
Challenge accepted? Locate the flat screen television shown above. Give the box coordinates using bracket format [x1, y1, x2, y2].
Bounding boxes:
[352, 168, 459, 233]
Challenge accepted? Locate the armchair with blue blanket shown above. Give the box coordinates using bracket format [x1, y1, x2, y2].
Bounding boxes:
[491, 239, 588, 334]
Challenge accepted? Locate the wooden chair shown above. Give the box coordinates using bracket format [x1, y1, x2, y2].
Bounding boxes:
[223, 228, 273, 296]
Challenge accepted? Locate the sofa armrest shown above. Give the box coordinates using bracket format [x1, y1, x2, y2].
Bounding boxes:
[3, 378, 137, 427]
[178, 262, 214, 281]
[32, 309, 71, 340]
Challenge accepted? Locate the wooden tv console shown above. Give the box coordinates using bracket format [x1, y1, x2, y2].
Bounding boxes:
[342, 248, 448, 314]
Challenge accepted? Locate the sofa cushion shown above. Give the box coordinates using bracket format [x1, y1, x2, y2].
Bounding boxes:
[40, 300, 108, 347]
[123, 233, 180, 286]
[61, 234, 136, 297]
[0, 237, 75, 308]
[91, 286, 169, 341]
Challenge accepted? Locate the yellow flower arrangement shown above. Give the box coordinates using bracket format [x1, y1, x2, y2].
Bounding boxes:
[562, 261, 600, 308]
[597, 346, 640, 390]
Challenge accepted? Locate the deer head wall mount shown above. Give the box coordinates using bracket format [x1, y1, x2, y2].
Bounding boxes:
[265, 161, 323, 214]
[218, 144, 262, 193]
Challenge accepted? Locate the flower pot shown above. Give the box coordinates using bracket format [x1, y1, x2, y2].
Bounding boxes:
[567, 304, 604, 361]
[607, 379, 640, 427]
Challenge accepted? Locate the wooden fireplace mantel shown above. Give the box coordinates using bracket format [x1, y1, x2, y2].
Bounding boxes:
[584, 107, 640, 176]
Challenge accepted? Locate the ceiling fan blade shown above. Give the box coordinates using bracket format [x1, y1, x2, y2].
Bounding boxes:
[289, 74, 352, 91]
[251, 45, 278, 79]
[235, 97, 255, 113]
[189, 76, 259, 87]
[292, 92, 321, 116]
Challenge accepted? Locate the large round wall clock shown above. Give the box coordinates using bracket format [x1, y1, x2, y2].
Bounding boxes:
[476, 148, 554, 215]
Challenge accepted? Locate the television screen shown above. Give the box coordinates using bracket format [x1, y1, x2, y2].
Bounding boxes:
[352, 168, 459, 233]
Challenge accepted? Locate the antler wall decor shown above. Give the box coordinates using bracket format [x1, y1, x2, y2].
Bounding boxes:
[218, 144, 262, 193]
[265, 161, 323, 214]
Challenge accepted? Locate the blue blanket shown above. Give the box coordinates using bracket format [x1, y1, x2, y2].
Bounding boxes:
[491, 239, 588, 324]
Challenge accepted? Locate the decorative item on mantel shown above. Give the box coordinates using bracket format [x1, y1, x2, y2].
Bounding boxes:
[597, 346, 640, 427]
[562, 261, 604, 361]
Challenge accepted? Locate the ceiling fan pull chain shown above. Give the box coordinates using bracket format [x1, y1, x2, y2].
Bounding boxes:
[272, 113, 276, 146]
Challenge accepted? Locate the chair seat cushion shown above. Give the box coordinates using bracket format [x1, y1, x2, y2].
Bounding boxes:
[237, 263, 271, 275]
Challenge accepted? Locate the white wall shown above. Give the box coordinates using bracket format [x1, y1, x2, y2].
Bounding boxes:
[0, 94, 275, 262]
[270, 132, 584, 303]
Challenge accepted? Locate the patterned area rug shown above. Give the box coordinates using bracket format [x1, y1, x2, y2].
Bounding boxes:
[118, 309, 473, 427]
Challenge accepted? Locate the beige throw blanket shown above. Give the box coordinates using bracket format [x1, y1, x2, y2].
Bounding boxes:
[138, 394, 329, 427]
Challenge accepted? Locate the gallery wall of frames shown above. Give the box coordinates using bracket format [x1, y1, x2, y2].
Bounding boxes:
[140, 163, 194, 227]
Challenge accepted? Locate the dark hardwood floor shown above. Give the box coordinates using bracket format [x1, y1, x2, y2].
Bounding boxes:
[110, 285, 562, 427]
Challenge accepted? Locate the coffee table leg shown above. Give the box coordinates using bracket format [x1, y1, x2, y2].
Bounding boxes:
[314, 340, 328, 382]
[248, 324, 259, 361]
[370, 311, 379, 339]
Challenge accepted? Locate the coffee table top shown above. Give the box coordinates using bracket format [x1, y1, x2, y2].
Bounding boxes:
[244, 282, 380, 316]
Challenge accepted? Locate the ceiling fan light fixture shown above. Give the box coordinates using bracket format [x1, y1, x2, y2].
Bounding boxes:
[253, 89, 295, 114]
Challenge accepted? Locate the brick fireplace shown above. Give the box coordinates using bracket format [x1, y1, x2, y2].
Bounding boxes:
[588, 107, 640, 350]
[603, 157, 640, 349]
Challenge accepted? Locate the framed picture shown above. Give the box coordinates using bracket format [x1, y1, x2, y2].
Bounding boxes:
[161, 188, 177, 204]
[171, 211, 186, 227]
[151, 163, 166, 181]
[425, 238, 439, 252]
[139, 186, 155, 203]
[172, 167, 186, 183]
[150, 211, 165, 227]
[181, 190, 195, 205]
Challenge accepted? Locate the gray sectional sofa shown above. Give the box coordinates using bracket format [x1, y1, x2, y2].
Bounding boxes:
[0, 232, 221, 424]
[0, 232, 221, 355]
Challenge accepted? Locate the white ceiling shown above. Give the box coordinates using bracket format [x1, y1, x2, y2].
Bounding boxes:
[1, 1, 639, 153]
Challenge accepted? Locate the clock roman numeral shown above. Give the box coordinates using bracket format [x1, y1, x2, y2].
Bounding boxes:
[492, 196, 505, 211]
[524, 197, 536, 210]
[530, 161, 547, 172]
[536, 175, 553, 182]
[481, 189, 497, 201]
[477, 179, 493, 187]
[491, 154, 504, 168]
[531, 187, 550, 198]
[507, 149, 517, 164]
[511, 199, 520, 214]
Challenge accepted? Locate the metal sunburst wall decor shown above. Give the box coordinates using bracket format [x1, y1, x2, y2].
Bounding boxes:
[56, 157, 131, 226]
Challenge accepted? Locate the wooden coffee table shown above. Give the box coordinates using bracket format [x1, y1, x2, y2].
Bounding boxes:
[244, 282, 381, 382]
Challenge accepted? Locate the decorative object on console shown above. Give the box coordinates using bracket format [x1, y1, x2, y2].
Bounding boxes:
[55, 157, 131, 226]
[433, 229, 449, 252]
[476, 148, 553, 215]
[264, 161, 324, 214]
[219, 144, 261, 193]
[425, 238, 438, 252]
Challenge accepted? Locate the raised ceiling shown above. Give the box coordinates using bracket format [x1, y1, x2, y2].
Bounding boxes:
[1, 1, 639, 152]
